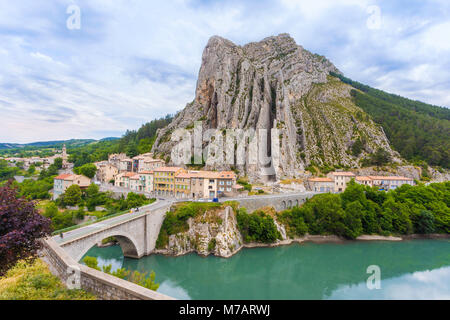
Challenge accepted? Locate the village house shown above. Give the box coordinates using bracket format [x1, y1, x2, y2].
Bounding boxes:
[216, 171, 237, 197]
[153, 167, 186, 197]
[174, 172, 192, 198]
[95, 162, 119, 183]
[355, 176, 374, 187]
[139, 171, 154, 193]
[307, 177, 334, 193]
[141, 159, 165, 172]
[114, 172, 136, 188]
[329, 172, 357, 192]
[367, 176, 415, 190]
[129, 174, 143, 192]
[118, 158, 133, 173]
[53, 174, 91, 200]
[108, 153, 127, 168]
[189, 171, 220, 199]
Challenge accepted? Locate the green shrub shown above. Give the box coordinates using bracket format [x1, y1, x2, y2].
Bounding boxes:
[236, 208, 281, 243]
[208, 238, 216, 251]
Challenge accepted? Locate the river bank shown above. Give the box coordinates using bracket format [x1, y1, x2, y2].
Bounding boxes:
[153, 233, 449, 258]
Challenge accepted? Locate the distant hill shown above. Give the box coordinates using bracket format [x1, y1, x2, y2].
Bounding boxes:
[0, 138, 118, 150]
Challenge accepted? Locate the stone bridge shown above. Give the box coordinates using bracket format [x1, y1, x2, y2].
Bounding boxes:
[229, 192, 319, 212]
[55, 193, 319, 262]
[55, 201, 172, 262]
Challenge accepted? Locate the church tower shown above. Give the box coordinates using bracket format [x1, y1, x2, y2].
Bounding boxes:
[62, 144, 68, 169]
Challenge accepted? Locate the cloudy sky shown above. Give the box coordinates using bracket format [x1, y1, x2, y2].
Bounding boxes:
[1, 0, 449, 143]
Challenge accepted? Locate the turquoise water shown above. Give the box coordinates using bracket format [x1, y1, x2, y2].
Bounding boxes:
[82, 240, 450, 300]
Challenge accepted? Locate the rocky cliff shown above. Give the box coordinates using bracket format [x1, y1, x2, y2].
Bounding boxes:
[152, 34, 399, 182]
[155, 205, 243, 257]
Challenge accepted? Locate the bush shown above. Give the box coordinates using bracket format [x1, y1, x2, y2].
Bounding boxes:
[236, 208, 281, 243]
[208, 238, 216, 251]
[0, 259, 94, 300]
[63, 185, 82, 206]
[277, 207, 308, 238]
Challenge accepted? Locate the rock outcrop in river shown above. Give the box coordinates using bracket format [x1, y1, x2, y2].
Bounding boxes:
[155, 205, 244, 257]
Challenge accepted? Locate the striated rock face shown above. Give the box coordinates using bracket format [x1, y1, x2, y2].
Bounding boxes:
[152, 34, 399, 182]
[156, 206, 243, 257]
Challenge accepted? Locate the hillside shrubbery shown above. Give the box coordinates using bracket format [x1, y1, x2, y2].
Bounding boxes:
[279, 181, 450, 239]
[236, 208, 282, 243]
[68, 115, 173, 167]
[330, 72, 450, 168]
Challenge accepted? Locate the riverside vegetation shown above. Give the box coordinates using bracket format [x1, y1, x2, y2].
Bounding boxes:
[155, 181, 449, 257]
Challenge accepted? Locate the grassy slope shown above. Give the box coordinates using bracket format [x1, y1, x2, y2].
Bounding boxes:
[0, 259, 95, 300]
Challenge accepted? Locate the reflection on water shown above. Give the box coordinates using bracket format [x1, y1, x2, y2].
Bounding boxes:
[82, 240, 450, 300]
[327, 266, 450, 299]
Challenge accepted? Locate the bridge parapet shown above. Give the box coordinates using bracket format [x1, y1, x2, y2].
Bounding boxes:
[234, 192, 317, 212]
[58, 203, 170, 262]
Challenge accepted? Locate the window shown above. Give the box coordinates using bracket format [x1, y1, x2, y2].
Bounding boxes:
[226, 187, 231, 192]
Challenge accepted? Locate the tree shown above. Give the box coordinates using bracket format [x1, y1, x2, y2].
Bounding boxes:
[0, 160, 19, 182]
[413, 210, 435, 234]
[46, 164, 59, 176]
[27, 164, 36, 175]
[64, 184, 82, 206]
[76, 163, 97, 179]
[43, 202, 58, 219]
[0, 183, 51, 276]
[370, 148, 391, 166]
[351, 138, 364, 157]
[85, 183, 99, 198]
[343, 201, 363, 239]
[53, 157, 63, 169]
[15, 161, 24, 169]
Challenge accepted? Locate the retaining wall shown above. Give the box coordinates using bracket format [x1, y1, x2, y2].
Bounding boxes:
[40, 238, 175, 300]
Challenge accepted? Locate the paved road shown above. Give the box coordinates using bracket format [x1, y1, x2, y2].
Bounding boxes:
[53, 199, 174, 245]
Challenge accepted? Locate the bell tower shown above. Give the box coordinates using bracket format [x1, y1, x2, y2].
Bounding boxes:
[62, 144, 68, 169]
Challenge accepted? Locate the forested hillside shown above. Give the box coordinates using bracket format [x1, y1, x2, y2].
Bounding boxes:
[68, 115, 173, 167]
[330, 72, 450, 168]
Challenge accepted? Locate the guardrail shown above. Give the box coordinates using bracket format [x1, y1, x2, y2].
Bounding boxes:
[51, 199, 156, 236]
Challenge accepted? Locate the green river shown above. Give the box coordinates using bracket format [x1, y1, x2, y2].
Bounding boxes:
[82, 239, 450, 299]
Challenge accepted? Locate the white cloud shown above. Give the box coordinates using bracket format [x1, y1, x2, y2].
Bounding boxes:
[0, 0, 449, 143]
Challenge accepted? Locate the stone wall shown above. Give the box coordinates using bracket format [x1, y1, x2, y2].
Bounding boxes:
[40, 238, 175, 300]
[236, 193, 316, 212]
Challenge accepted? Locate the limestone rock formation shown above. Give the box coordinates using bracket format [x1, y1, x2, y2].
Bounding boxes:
[152, 34, 399, 182]
[156, 205, 243, 257]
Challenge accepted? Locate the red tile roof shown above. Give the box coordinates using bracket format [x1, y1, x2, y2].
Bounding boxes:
[332, 172, 356, 176]
[54, 174, 73, 180]
[308, 178, 333, 182]
[154, 166, 184, 172]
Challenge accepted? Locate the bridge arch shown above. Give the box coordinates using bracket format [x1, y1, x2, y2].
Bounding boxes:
[69, 231, 143, 263]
